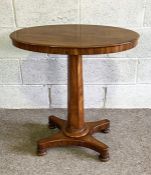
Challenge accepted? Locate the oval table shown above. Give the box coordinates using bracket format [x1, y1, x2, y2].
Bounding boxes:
[10, 24, 139, 162]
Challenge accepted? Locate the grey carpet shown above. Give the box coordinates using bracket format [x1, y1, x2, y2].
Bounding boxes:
[0, 109, 151, 175]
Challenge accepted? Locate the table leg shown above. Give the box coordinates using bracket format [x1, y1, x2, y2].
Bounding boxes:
[37, 55, 110, 161]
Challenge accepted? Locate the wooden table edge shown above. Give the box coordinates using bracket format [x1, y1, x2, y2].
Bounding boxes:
[10, 38, 139, 55]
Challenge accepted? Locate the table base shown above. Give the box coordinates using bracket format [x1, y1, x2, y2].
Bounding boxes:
[37, 115, 110, 162]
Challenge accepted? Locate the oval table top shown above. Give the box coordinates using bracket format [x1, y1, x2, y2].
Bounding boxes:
[10, 24, 139, 55]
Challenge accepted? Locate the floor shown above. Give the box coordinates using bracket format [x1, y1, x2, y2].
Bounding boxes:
[0, 109, 151, 175]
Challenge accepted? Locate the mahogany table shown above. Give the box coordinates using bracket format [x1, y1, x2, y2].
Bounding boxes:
[10, 24, 139, 161]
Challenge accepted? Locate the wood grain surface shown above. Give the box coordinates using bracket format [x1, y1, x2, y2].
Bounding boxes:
[10, 24, 139, 55]
[10, 25, 139, 161]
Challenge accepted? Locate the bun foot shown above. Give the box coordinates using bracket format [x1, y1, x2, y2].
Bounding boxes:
[98, 148, 110, 162]
[48, 115, 65, 130]
[37, 148, 47, 156]
[101, 128, 110, 133]
[48, 123, 56, 129]
[48, 116, 57, 129]
[99, 154, 110, 162]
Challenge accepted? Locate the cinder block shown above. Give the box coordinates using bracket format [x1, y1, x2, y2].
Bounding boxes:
[81, 0, 145, 27]
[51, 85, 105, 108]
[51, 85, 67, 108]
[15, 0, 79, 27]
[105, 85, 151, 108]
[144, 0, 151, 27]
[84, 58, 137, 84]
[137, 59, 151, 83]
[108, 28, 151, 58]
[0, 28, 30, 58]
[21, 58, 67, 84]
[0, 60, 21, 84]
[21, 58, 137, 85]
[0, 0, 14, 27]
[0, 85, 49, 108]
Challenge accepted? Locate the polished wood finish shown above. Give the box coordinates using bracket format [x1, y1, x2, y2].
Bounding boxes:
[10, 24, 139, 161]
[37, 55, 110, 161]
[38, 115, 110, 161]
[10, 24, 139, 55]
[65, 55, 89, 137]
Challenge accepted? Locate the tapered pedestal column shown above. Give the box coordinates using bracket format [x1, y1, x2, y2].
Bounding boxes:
[37, 55, 110, 161]
[64, 55, 89, 137]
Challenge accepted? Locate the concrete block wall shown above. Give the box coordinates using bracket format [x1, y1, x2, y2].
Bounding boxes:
[0, 0, 151, 108]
